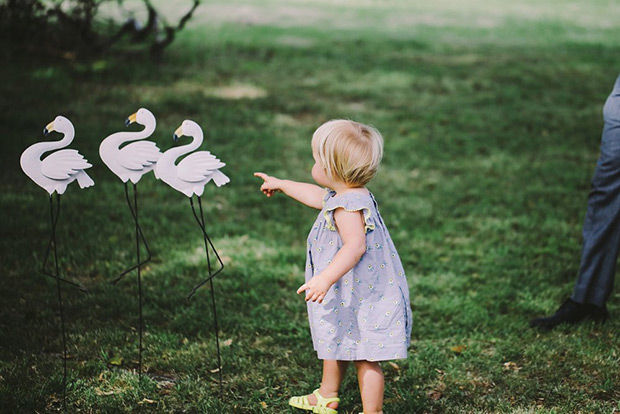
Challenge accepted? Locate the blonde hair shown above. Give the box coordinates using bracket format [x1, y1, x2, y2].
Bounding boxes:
[311, 119, 384, 187]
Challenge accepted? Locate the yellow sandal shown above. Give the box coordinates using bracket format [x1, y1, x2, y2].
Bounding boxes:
[288, 389, 340, 414]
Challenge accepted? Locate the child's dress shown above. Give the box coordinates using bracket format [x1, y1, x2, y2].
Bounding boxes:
[305, 190, 412, 361]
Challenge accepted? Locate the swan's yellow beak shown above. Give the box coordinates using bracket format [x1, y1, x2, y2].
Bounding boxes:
[43, 121, 55, 136]
[125, 112, 137, 127]
[173, 125, 183, 142]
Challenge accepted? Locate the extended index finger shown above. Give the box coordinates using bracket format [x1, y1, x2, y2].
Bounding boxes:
[253, 172, 268, 181]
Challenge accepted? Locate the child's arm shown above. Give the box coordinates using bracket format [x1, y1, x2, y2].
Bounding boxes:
[254, 172, 325, 210]
[297, 208, 366, 303]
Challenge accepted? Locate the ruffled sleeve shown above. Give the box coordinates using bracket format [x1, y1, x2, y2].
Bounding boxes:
[323, 191, 375, 233]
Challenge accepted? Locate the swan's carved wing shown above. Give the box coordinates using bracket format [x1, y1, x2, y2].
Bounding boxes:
[41, 149, 92, 180]
[117, 141, 162, 171]
[177, 151, 226, 182]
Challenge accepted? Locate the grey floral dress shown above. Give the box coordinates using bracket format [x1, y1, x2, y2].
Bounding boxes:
[305, 189, 412, 361]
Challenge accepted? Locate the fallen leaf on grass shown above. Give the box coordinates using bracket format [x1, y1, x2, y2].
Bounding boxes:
[450, 345, 467, 355]
[427, 381, 446, 401]
[260, 401, 268, 409]
[95, 388, 116, 396]
[139, 398, 158, 405]
[388, 362, 400, 372]
[109, 356, 123, 366]
[427, 390, 443, 400]
[157, 380, 175, 389]
[503, 361, 521, 372]
[45, 393, 62, 410]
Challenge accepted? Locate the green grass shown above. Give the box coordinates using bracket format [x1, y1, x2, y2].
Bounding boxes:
[1, 0, 620, 412]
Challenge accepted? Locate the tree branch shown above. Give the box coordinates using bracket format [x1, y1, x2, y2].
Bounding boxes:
[150, 0, 200, 58]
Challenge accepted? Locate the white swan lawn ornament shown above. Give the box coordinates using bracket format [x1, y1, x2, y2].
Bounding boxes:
[99, 108, 161, 183]
[20, 115, 94, 195]
[99, 108, 162, 379]
[155, 120, 230, 197]
[155, 120, 228, 392]
[19, 115, 93, 407]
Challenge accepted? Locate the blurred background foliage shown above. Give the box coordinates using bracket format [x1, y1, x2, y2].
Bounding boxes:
[0, 0, 200, 58]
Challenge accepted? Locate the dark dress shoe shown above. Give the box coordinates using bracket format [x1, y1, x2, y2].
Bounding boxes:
[529, 298, 609, 330]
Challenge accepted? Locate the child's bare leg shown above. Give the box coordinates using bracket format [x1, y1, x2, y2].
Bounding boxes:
[306, 359, 349, 409]
[355, 360, 384, 414]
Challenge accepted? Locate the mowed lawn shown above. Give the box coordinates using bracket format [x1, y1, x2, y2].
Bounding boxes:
[1, 0, 620, 412]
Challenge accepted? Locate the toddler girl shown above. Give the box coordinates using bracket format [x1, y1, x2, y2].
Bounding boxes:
[254, 120, 412, 414]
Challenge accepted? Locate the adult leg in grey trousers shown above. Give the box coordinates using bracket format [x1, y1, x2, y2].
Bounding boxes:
[530, 74, 620, 330]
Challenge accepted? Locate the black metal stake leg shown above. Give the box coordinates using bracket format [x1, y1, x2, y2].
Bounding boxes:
[135, 183, 143, 379]
[189, 196, 224, 395]
[188, 198, 224, 298]
[208, 278, 222, 394]
[111, 183, 152, 285]
[198, 197, 223, 395]
[49, 194, 67, 411]
[132, 183, 144, 380]
[41, 195, 87, 293]
[110, 183, 148, 379]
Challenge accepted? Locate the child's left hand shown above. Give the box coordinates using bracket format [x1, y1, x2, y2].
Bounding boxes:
[297, 275, 332, 304]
